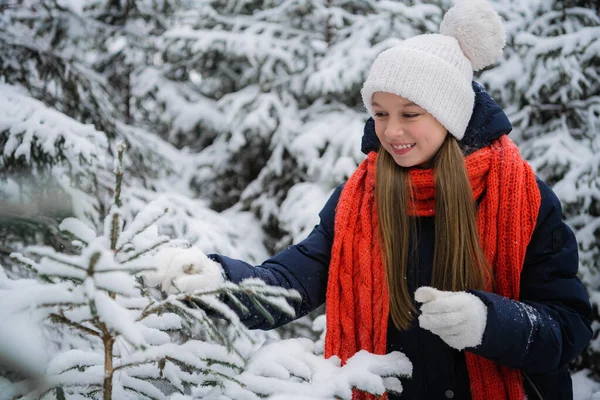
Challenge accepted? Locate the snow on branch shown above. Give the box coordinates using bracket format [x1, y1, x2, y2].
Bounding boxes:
[3, 152, 356, 400]
[237, 339, 412, 399]
[0, 83, 108, 173]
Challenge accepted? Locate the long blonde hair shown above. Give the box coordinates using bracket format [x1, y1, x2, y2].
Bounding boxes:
[375, 135, 491, 331]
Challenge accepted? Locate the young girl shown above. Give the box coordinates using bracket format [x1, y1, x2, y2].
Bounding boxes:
[146, 0, 592, 398]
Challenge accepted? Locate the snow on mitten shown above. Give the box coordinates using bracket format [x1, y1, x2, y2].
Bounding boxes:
[146, 246, 225, 293]
[415, 286, 488, 350]
[143, 247, 183, 288]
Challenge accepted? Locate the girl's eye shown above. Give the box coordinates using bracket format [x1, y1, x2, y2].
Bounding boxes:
[374, 112, 387, 118]
[403, 113, 419, 118]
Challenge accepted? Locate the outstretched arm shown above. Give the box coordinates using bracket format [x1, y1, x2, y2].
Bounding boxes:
[210, 184, 344, 330]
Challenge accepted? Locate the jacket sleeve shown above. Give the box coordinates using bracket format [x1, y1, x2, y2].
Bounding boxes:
[469, 178, 593, 373]
[208, 184, 343, 330]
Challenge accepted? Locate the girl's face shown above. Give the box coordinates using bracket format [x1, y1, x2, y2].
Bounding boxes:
[372, 92, 448, 168]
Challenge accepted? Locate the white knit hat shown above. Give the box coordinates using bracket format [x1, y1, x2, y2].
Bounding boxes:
[361, 0, 505, 140]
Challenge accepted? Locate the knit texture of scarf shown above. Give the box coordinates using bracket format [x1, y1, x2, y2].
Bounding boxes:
[324, 136, 541, 400]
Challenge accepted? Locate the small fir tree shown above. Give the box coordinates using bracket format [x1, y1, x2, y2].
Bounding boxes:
[1, 144, 412, 399]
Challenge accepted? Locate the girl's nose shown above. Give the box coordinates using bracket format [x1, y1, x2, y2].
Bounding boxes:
[385, 120, 406, 138]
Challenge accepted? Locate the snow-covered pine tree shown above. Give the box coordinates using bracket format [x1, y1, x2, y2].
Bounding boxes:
[1, 0, 449, 312]
[0, 0, 246, 264]
[0, 144, 412, 399]
[0, 0, 135, 258]
[0, 83, 111, 262]
[479, 0, 600, 376]
[0, 0, 121, 132]
[167, 0, 444, 252]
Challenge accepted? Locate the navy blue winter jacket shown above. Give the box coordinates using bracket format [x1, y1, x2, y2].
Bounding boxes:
[211, 82, 592, 399]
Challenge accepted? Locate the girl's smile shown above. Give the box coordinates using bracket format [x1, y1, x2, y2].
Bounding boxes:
[390, 142, 416, 155]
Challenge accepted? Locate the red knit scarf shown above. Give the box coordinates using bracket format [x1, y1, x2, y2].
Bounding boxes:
[325, 136, 541, 400]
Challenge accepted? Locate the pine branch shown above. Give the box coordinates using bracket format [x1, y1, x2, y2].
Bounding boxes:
[9, 253, 54, 283]
[224, 292, 249, 315]
[86, 251, 101, 276]
[203, 357, 244, 374]
[113, 142, 125, 209]
[175, 299, 231, 348]
[59, 230, 89, 247]
[110, 213, 121, 252]
[109, 143, 126, 252]
[164, 357, 245, 387]
[114, 355, 243, 374]
[49, 313, 102, 337]
[116, 213, 168, 253]
[121, 386, 161, 400]
[112, 360, 156, 372]
[255, 293, 296, 317]
[93, 266, 152, 274]
[120, 238, 169, 263]
[238, 279, 302, 300]
[139, 298, 242, 355]
[247, 295, 275, 326]
[38, 301, 88, 309]
[27, 250, 87, 272]
[137, 282, 298, 354]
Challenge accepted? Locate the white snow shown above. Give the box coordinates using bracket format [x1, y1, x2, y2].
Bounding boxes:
[46, 350, 103, 375]
[0, 311, 48, 377]
[0, 83, 108, 172]
[241, 339, 412, 399]
[94, 291, 147, 348]
[59, 218, 97, 244]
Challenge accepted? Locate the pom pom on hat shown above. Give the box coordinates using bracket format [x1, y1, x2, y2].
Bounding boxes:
[440, 0, 506, 71]
[361, 0, 506, 140]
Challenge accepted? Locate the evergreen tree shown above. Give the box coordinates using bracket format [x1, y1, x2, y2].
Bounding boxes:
[0, 145, 411, 399]
[0, 0, 259, 263]
[0, 83, 111, 260]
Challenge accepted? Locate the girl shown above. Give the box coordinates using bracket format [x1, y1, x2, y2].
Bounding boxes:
[146, 0, 592, 398]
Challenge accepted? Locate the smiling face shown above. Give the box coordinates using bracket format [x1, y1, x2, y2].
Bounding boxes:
[372, 92, 448, 168]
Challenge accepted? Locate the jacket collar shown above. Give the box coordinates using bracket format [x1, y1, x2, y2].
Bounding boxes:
[360, 81, 512, 155]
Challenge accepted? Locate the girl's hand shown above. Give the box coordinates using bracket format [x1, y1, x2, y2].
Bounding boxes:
[144, 246, 224, 293]
[415, 287, 487, 350]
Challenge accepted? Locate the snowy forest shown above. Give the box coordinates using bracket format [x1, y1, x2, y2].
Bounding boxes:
[0, 0, 599, 398]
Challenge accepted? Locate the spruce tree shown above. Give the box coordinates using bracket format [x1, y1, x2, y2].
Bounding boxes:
[1, 145, 412, 399]
[0, 145, 410, 400]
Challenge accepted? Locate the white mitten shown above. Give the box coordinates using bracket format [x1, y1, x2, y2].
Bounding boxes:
[145, 246, 225, 293]
[143, 247, 181, 288]
[414, 286, 487, 350]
